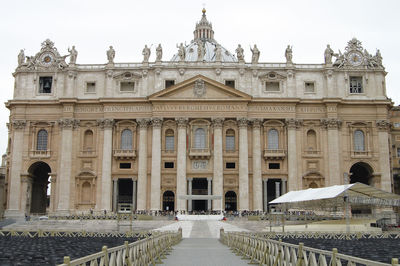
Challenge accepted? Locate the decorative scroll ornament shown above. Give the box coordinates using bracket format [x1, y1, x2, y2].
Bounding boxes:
[151, 117, 163, 128]
[285, 118, 303, 129]
[376, 120, 391, 131]
[193, 79, 206, 97]
[137, 118, 150, 129]
[237, 117, 249, 128]
[59, 118, 80, 129]
[96, 118, 114, 129]
[320, 118, 342, 129]
[251, 118, 262, 129]
[12, 120, 27, 130]
[176, 117, 188, 128]
[212, 118, 224, 128]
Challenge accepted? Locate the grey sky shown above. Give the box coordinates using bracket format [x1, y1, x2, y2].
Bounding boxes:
[0, 0, 399, 153]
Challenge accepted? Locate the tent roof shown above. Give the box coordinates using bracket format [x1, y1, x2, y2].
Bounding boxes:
[270, 182, 400, 205]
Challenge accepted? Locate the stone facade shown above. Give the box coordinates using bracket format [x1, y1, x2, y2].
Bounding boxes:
[3, 10, 394, 217]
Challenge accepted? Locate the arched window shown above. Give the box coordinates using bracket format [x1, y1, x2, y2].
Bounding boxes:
[354, 130, 365, 151]
[194, 128, 206, 149]
[121, 129, 133, 150]
[83, 130, 93, 150]
[306, 130, 317, 150]
[81, 182, 91, 203]
[225, 129, 235, 151]
[267, 129, 279, 150]
[165, 129, 175, 151]
[37, 129, 48, 150]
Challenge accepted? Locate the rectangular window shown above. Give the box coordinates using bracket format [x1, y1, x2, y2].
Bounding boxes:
[350, 77, 363, 93]
[39, 77, 52, 93]
[164, 162, 174, 168]
[86, 82, 96, 93]
[119, 163, 131, 169]
[304, 82, 315, 93]
[226, 162, 236, 169]
[165, 136, 174, 150]
[120, 81, 135, 92]
[269, 163, 280, 169]
[225, 80, 235, 88]
[226, 135, 235, 150]
[397, 148, 400, 158]
[165, 80, 175, 88]
[265, 82, 280, 92]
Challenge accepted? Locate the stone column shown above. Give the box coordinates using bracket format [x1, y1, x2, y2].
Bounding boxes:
[188, 178, 193, 212]
[20, 174, 32, 216]
[275, 181, 281, 198]
[207, 177, 212, 211]
[98, 119, 114, 211]
[376, 120, 392, 192]
[132, 179, 137, 211]
[263, 179, 268, 212]
[5, 120, 26, 218]
[137, 119, 149, 210]
[281, 180, 287, 195]
[286, 119, 300, 192]
[57, 118, 79, 214]
[176, 118, 188, 211]
[113, 179, 118, 212]
[238, 118, 249, 211]
[150, 118, 163, 211]
[322, 118, 342, 186]
[49, 174, 57, 213]
[212, 118, 224, 211]
[252, 119, 263, 211]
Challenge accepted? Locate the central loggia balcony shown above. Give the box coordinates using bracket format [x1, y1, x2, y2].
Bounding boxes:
[189, 148, 211, 159]
[29, 149, 51, 158]
[263, 149, 286, 160]
[113, 149, 137, 159]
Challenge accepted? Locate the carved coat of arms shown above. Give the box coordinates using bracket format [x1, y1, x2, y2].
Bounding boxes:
[193, 79, 206, 97]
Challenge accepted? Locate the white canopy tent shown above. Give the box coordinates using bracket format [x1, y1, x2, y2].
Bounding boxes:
[270, 182, 400, 208]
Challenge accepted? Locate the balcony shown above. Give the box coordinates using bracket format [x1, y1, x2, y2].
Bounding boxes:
[189, 148, 211, 159]
[79, 150, 97, 158]
[29, 150, 51, 158]
[351, 150, 371, 158]
[263, 149, 286, 160]
[113, 149, 136, 159]
[303, 150, 322, 157]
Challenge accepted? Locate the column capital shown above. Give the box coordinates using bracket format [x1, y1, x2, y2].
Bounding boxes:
[376, 120, 391, 131]
[212, 118, 224, 128]
[187, 177, 193, 181]
[11, 120, 27, 130]
[137, 118, 150, 129]
[285, 118, 303, 129]
[59, 118, 80, 129]
[251, 118, 262, 129]
[207, 177, 212, 181]
[237, 117, 249, 128]
[176, 117, 188, 128]
[151, 117, 163, 128]
[320, 118, 342, 129]
[96, 118, 114, 129]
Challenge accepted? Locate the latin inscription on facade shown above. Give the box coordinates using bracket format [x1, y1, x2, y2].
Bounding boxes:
[153, 105, 247, 112]
[249, 106, 295, 112]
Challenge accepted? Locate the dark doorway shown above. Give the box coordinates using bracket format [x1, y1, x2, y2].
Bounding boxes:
[163, 191, 174, 211]
[350, 162, 373, 185]
[28, 162, 51, 214]
[118, 179, 133, 204]
[192, 178, 208, 211]
[225, 191, 237, 211]
[267, 179, 281, 203]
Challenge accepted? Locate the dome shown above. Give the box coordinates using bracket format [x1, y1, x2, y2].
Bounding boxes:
[170, 9, 237, 63]
[170, 40, 237, 62]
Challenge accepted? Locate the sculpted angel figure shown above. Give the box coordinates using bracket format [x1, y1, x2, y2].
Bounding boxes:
[285, 45, 293, 63]
[236, 44, 244, 62]
[142, 45, 151, 62]
[250, 44, 260, 64]
[156, 44, 163, 61]
[18, 49, 25, 66]
[107, 46, 115, 63]
[68, 46, 78, 64]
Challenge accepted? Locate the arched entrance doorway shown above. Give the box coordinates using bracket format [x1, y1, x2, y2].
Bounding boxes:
[349, 162, 373, 185]
[28, 162, 51, 214]
[163, 191, 174, 211]
[225, 191, 237, 211]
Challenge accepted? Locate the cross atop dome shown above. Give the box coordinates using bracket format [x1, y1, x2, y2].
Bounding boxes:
[194, 9, 215, 41]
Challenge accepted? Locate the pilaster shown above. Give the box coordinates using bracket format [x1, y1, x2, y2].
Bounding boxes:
[321, 118, 342, 186]
[286, 118, 301, 192]
[212, 118, 224, 211]
[137, 118, 149, 210]
[150, 117, 163, 211]
[376, 120, 392, 192]
[252, 119, 263, 211]
[238, 117, 249, 211]
[176, 118, 188, 211]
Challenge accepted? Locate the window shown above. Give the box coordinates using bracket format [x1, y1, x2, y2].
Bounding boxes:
[265, 82, 280, 92]
[81, 182, 91, 203]
[37, 129, 48, 150]
[165, 80, 175, 88]
[83, 130, 94, 150]
[86, 82, 96, 93]
[226, 162, 236, 169]
[165, 129, 175, 151]
[39, 77, 52, 93]
[267, 129, 279, 150]
[397, 148, 400, 158]
[269, 163, 280, 169]
[306, 130, 317, 150]
[121, 129, 133, 150]
[354, 130, 365, 151]
[350, 77, 363, 93]
[225, 80, 235, 88]
[164, 162, 174, 168]
[394, 123, 400, 128]
[305, 82, 315, 93]
[194, 128, 206, 149]
[120, 81, 135, 92]
[225, 129, 235, 151]
[119, 163, 131, 169]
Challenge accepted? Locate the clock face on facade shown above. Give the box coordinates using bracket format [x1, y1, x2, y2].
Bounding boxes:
[40, 52, 54, 66]
[348, 51, 363, 66]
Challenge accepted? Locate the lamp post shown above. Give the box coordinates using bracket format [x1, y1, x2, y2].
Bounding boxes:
[343, 172, 350, 234]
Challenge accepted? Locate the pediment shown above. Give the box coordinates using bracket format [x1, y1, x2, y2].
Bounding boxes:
[149, 75, 252, 101]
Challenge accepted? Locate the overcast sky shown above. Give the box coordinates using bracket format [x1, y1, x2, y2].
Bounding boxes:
[0, 0, 399, 154]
